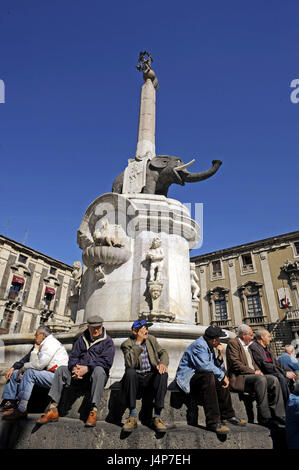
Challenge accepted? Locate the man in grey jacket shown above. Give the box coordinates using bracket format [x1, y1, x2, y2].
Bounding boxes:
[120, 319, 169, 433]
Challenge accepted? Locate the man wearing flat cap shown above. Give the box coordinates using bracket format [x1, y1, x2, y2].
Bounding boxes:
[120, 319, 169, 432]
[37, 314, 115, 427]
[175, 325, 246, 435]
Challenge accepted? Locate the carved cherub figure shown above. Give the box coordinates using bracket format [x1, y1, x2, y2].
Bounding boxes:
[146, 237, 164, 282]
[190, 262, 200, 301]
[72, 261, 82, 295]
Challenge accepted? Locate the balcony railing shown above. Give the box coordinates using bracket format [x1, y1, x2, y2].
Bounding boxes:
[243, 315, 267, 326]
[242, 264, 254, 272]
[211, 319, 232, 328]
[286, 310, 299, 321]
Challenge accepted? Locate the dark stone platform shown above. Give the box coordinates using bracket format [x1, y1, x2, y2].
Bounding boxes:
[0, 381, 287, 449]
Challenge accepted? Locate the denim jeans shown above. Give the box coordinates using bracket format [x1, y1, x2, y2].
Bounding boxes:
[17, 369, 55, 402]
[2, 368, 55, 405]
[2, 370, 21, 400]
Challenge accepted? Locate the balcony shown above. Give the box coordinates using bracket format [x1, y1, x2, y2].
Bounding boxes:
[243, 315, 267, 326]
[285, 310, 299, 331]
[211, 318, 233, 329]
[286, 310, 299, 321]
[242, 264, 254, 272]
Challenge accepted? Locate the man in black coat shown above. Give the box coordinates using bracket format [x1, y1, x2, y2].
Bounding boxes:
[36, 314, 115, 427]
[249, 328, 296, 406]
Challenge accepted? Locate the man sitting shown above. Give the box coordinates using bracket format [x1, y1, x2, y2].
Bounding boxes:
[2, 326, 69, 420]
[120, 319, 169, 432]
[175, 325, 246, 435]
[226, 324, 285, 428]
[278, 345, 299, 372]
[249, 328, 296, 406]
[37, 314, 115, 427]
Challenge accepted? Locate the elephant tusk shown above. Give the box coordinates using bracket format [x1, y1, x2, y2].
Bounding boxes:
[174, 159, 195, 172]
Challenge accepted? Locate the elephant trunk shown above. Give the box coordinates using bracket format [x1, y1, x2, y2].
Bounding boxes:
[180, 159, 222, 183]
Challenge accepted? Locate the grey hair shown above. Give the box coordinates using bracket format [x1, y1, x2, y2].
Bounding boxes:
[285, 344, 295, 353]
[254, 328, 268, 340]
[237, 324, 252, 337]
[36, 326, 51, 337]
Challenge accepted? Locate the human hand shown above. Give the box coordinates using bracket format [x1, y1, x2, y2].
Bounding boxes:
[5, 367, 14, 381]
[157, 364, 167, 375]
[255, 370, 264, 375]
[222, 376, 230, 389]
[73, 365, 88, 379]
[216, 344, 224, 361]
[286, 371, 296, 381]
[16, 367, 24, 380]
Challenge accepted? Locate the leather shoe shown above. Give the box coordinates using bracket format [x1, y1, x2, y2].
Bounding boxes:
[0, 400, 17, 413]
[123, 417, 137, 432]
[258, 418, 284, 429]
[207, 423, 230, 435]
[273, 416, 285, 426]
[85, 410, 97, 427]
[2, 408, 27, 420]
[36, 408, 59, 424]
[222, 416, 247, 426]
[152, 417, 167, 432]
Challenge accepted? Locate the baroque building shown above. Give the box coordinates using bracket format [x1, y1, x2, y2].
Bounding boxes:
[191, 230, 299, 355]
[0, 234, 80, 335]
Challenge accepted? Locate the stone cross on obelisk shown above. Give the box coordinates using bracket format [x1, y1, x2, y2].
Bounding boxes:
[122, 51, 159, 194]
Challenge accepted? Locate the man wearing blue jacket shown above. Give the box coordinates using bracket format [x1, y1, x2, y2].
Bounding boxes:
[37, 314, 115, 427]
[175, 325, 246, 435]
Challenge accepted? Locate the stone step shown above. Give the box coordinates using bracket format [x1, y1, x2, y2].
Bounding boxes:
[0, 415, 276, 450]
[0, 381, 258, 426]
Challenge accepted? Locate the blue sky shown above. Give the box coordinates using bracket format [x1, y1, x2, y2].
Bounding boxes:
[0, 0, 298, 266]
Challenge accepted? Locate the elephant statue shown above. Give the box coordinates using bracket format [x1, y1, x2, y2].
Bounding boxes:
[112, 155, 222, 197]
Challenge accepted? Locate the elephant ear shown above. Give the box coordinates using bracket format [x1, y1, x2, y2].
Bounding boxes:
[149, 156, 169, 170]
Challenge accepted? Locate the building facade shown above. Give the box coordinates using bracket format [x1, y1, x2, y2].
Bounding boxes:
[191, 231, 299, 355]
[0, 235, 79, 335]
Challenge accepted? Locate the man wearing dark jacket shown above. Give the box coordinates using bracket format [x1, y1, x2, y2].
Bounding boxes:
[249, 328, 296, 406]
[37, 314, 115, 427]
[226, 324, 285, 428]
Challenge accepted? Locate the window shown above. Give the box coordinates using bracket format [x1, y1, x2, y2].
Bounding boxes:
[212, 260, 222, 277]
[241, 253, 253, 271]
[294, 242, 299, 256]
[49, 267, 57, 275]
[215, 299, 228, 321]
[43, 292, 54, 309]
[247, 294, 262, 317]
[8, 282, 22, 300]
[18, 254, 28, 264]
[1, 310, 14, 330]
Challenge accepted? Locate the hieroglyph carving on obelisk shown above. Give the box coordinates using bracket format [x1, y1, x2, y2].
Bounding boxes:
[123, 51, 158, 194]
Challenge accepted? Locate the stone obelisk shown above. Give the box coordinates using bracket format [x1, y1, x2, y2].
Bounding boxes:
[122, 51, 158, 194]
[135, 51, 158, 160]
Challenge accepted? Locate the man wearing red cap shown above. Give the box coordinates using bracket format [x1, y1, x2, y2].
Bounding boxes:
[120, 319, 169, 433]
